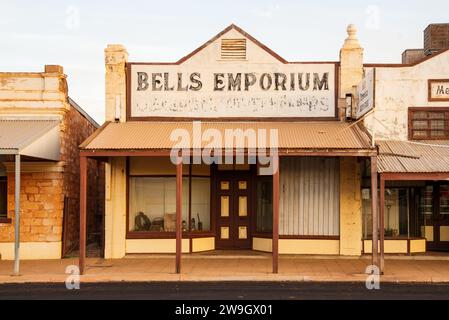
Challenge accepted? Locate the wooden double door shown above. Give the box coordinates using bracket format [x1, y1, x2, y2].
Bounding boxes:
[215, 172, 252, 249]
[419, 183, 449, 251]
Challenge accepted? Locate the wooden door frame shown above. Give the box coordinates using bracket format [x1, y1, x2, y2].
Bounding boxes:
[418, 182, 449, 251]
[431, 182, 449, 251]
[214, 167, 254, 250]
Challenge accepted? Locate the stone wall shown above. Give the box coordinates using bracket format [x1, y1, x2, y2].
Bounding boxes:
[0, 171, 64, 243]
[60, 102, 103, 256]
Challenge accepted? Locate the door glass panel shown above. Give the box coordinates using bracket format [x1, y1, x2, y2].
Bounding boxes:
[419, 186, 433, 239]
[221, 227, 229, 239]
[419, 186, 433, 215]
[220, 181, 230, 190]
[440, 185, 449, 215]
[238, 226, 247, 239]
[221, 196, 230, 217]
[238, 196, 248, 217]
[238, 181, 247, 190]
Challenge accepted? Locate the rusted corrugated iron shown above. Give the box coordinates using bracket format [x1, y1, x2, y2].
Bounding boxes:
[80, 121, 374, 151]
[378, 140, 449, 173]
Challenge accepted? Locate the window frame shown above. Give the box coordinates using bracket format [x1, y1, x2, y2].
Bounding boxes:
[126, 162, 213, 239]
[254, 175, 273, 234]
[408, 107, 449, 140]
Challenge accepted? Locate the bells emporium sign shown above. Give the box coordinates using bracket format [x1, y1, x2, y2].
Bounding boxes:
[127, 63, 337, 119]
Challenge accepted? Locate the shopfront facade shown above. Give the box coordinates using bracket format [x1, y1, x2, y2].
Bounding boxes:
[362, 24, 449, 259]
[79, 24, 382, 274]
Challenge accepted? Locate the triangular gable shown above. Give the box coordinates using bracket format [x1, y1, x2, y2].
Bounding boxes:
[175, 24, 287, 65]
[127, 25, 338, 119]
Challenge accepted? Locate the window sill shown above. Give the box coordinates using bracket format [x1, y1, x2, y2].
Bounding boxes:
[0, 218, 12, 224]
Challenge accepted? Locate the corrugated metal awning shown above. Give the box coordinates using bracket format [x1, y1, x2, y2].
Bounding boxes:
[0, 120, 60, 161]
[378, 140, 449, 173]
[80, 121, 374, 153]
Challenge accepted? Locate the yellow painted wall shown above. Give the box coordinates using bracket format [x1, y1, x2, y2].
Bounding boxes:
[104, 158, 127, 259]
[339, 157, 362, 256]
[0, 242, 61, 260]
[192, 237, 215, 252]
[253, 238, 340, 255]
[253, 238, 272, 252]
[280, 240, 340, 255]
[363, 239, 426, 254]
[126, 239, 189, 254]
[410, 239, 426, 253]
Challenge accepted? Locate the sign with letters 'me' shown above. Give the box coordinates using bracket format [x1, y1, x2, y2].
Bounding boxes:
[356, 70, 374, 119]
[128, 64, 337, 119]
[429, 79, 449, 102]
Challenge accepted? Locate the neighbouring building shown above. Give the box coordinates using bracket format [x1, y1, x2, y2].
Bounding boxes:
[0, 65, 103, 264]
[363, 23, 449, 257]
[78, 23, 449, 274]
[402, 23, 449, 63]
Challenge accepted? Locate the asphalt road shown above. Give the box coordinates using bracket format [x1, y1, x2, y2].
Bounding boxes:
[1, 282, 449, 300]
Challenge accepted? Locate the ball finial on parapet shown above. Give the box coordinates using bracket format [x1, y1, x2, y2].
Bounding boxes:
[343, 24, 361, 49]
[347, 24, 357, 39]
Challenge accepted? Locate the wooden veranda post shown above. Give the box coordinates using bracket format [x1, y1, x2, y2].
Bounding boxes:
[272, 155, 280, 274]
[79, 155, 87, 275]
[176, 157, 183, 274]
[371, 156, 379, 269]
[379, 174, 385, 274]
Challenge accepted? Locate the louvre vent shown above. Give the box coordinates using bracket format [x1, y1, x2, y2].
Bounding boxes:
[221, 38, 246, 60]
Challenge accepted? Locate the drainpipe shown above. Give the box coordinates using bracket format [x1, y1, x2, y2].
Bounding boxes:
[13, 154, 21, 276]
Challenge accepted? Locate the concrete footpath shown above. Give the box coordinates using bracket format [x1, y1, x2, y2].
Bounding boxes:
[1, 255, 449, 284]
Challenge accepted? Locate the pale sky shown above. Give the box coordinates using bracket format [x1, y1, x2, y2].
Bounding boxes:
[1, 0, 448, 123]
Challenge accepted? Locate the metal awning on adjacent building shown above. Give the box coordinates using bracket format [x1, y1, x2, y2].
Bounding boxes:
[378, 140, 449, 178]
[376, 140, 449, 274]
[80, 121, 375, 156]
[0, 120, 60, 161]
[0, 120, 60, 275]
